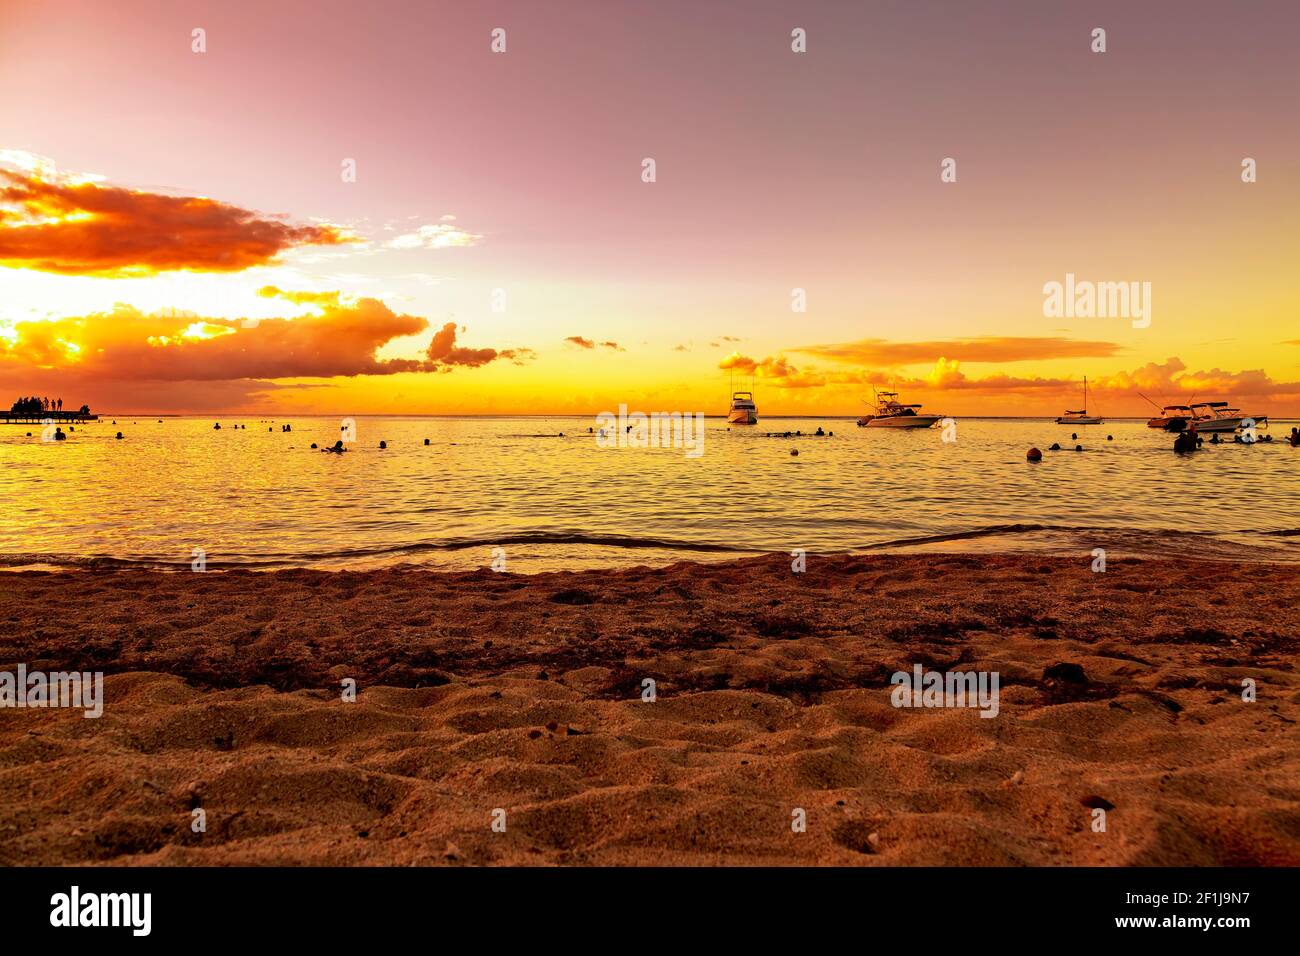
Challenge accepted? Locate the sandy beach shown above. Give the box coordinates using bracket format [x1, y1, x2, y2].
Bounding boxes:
[0, 551, 1296, 866]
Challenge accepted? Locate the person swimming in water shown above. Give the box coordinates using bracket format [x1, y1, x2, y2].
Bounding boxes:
[321, 439, 347, 454]
[1289, 427, 1300, 447]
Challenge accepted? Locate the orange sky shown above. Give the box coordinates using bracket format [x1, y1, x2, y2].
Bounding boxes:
[2, 1, 1298, 417]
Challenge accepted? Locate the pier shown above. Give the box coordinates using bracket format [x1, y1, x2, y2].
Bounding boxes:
[1, 411, 99, 424]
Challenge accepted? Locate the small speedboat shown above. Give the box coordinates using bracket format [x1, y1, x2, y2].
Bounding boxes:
[1147, 405, 1194, 431]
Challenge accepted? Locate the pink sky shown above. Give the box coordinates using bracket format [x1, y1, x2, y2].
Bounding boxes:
[2, 0, 1298, 414]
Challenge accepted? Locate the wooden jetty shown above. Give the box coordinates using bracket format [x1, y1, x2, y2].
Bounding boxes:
[1, 411, 99, 424]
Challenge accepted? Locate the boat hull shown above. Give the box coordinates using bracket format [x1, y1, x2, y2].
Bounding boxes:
[866, 415, 941, 428]
[1147, 416, 1188, 431]
[1192, 419, 1237, 432]
[727, 410, 757, 425]
[1055, 416, 1103, 425]
[1193, 415, 1266, 433]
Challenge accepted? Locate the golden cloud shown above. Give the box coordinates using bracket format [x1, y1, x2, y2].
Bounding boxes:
[0, 292, 528, 382]
[794, 336, 1121, 366]
[720, 350, 1300, 402]
[0, 167, 352, 277]
[719, 352, 825, 388]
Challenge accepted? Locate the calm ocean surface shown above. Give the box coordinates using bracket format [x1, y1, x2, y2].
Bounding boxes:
[1, 415, 1297, 571]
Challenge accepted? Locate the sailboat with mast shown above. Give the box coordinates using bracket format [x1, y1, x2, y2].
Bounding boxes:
[1055, 377, 1103, 425]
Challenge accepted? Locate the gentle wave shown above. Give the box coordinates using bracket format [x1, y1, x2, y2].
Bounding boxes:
[3, 523, 1295, 571]
[0, 532, 757, 571]
[4, 416, 1298, 572]
[854, 523, 1300, 549]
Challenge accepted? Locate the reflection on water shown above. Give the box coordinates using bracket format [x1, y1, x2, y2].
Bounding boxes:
[1, 415, 1296, 570]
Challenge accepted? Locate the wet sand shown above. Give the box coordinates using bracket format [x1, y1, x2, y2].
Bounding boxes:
[1, 552, 1297, 866]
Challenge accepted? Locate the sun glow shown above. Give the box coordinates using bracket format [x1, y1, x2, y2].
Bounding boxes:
[180, 321, 236, 341]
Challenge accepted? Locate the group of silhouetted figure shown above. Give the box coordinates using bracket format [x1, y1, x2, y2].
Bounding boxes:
[1173, 424, 1293, 453]
[206, 421, 415, 452]
[11, 396, 63, 415]
[761, 428, 833, 438]
[9, 396, 90, 417]
[36, 418, 1300, 460]
[1026, 425, 1300, 461]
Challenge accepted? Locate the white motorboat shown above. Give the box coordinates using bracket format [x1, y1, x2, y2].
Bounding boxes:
[858, 390, 943, 428]
[727, 391, 758, 425]
[1189, 402, 1267, 433]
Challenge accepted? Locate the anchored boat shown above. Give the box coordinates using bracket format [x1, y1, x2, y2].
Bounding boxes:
[857, 389, 943, 428]
[1145, 405, 1193, 431]
[1189, 402, 1267, 434]
[1139, 393, 1194, 431]
[727, 391, 758, 425]
[1055, 377, 1103, 425]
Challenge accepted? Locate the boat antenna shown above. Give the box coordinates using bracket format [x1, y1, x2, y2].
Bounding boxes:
[1136, 391, 1163, 411]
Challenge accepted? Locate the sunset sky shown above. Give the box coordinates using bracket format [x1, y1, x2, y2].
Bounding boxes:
[1, 0, 1298, 416]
